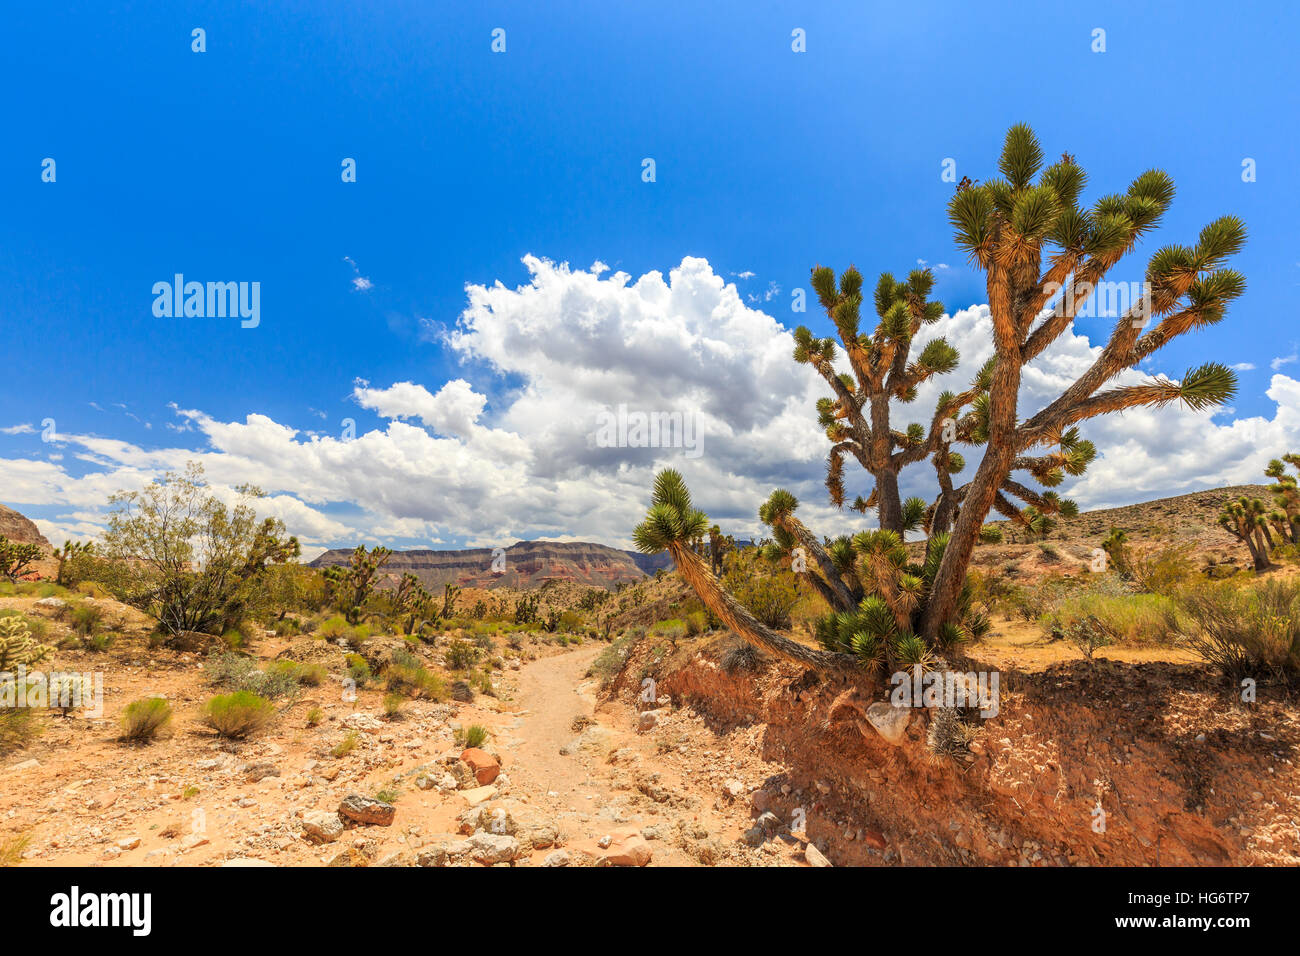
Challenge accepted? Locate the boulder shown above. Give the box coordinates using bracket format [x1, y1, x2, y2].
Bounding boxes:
[337, 794, 396, 827]
[468, 832, 521, 865]
[865, 702, 912, 745]
[600, 834, 652, 867]
[460, 748, 500, 785]
[301, 810, 345, 843]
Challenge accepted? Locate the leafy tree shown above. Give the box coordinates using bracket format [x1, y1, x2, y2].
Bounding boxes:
[102, 463, 300, 637]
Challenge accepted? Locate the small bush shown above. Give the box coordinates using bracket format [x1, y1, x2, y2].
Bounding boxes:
[121, 698, 173, 742]
[444, 639, 478, 670]
[345, 654, 372, 686]
[382, 691, 405, 719]
[331, 729, 359, 758]
[317, 615, 352, 640]
[1174, 578, 1300, 684]
[456, 724, 489, 749]
[64, 601, 105, 636]
[587, 633, 638, 689]
[720, 640, 765, 674]
[0, 832, 30, 866]
[305, 707, 323, 727]
[201, 691, 274, 739]
[206, 651, 300, 699]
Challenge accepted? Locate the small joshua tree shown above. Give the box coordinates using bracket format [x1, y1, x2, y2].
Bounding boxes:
[0, 536, 43, 584]
[1218, 497, 1274, 571]
[1265, 454, 1300, 545]
[53, 540, 94, 587]
[323, 545, 392, 624]
[440, 583, 461, 621]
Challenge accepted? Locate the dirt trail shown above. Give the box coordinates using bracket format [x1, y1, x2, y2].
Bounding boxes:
[504, 644, 608, 805]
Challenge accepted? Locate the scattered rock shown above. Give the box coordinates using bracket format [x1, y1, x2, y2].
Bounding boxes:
[301, 810, 345, 843]
[468, 832, 521, 865]
[338, 794, 396, 827]
[805, 843, 832, 867]
[865, 702, 912, 746]
[460, 748, 501, 786]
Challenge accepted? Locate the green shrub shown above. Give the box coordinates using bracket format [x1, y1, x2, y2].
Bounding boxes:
[444, 639, 478, 670]
[586, 633, 638, 689]
[331, 729, 359, 758]
[456, 724, 489, 749]
[121, 698, 172, 742]
[1041, 589, 1176, 646]
[64, 601, 104, 636]
[345, 653, 372, 686]
[206, 651, 300, 699]
[305, 707, 323, 727]
[201, 691, 274, 739]
[317, 615, 351, 640]
[1173, 578, 1300, 684]
[384, 654, 446, 701]
[382, 691, 405, 718]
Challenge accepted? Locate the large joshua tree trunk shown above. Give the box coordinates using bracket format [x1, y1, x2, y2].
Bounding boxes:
[921, 360, 1021, 639]
[667, 543, 856, 672]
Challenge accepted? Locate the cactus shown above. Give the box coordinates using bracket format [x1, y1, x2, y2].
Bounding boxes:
[0, 616, 53, 671]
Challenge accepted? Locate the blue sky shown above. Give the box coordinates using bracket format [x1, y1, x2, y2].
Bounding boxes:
[2, 1, 1298, 554]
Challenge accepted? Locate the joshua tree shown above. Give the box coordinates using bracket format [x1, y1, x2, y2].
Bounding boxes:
[1265, 454, 1300, 544]
[323, 545, 392, 624]
[797, 263, 1092, 548]
[0, 536, 43, 583]
[52, 540, 93, 587]
[1218, 497, 1274, 571]
[440, 583, 461, 621]
[634, 471, 855, 670]
[920, 125, 1244, 638]
[1100, 527, 1133, 578]
[641, 125, 1246, 654]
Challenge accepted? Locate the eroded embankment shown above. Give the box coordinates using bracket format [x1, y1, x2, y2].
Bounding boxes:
[605, 638, 1300, 866]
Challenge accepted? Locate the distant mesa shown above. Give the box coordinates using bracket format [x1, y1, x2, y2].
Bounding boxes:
[309, 539, 674, 591]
